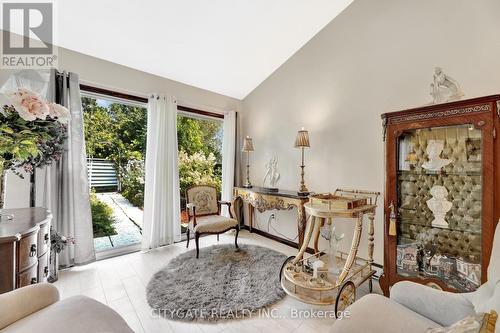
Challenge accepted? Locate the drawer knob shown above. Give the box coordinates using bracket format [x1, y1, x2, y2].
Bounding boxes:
[29, 244, 37, 257]
[44, 233, 49, 244]
[44, 266, 49, 277]
[30, 277, 37, 284]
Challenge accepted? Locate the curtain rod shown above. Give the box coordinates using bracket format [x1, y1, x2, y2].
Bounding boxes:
[80, 84, 224, 119]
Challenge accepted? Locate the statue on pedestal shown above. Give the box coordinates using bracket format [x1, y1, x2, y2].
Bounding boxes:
[427, 185, 452, 229]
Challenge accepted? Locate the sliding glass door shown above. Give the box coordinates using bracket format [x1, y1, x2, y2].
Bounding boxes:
[176, 112, 223, 235]
[82, 95, 147, 255]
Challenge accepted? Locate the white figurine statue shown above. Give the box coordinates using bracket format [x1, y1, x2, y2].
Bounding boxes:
[263, 154, 280, 189]
[430, 67, 464, 104]
[426, 185, 452, 229]
[422, 140, 452, 171]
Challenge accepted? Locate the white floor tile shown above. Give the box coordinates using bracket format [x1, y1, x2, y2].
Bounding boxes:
[55, 230, 381, 333]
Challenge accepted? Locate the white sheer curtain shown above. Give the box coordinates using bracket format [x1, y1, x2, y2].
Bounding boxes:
[221, 110, 236, 217]
[142, 95, 181, 250]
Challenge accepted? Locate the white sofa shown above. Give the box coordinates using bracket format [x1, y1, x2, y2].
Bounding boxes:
[0, 284, 133, 333]
[332, 220, 500, 332]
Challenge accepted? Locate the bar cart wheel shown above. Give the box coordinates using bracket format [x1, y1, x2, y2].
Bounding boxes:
[279, 256, 295, 280]
[335, 281, 356, 318]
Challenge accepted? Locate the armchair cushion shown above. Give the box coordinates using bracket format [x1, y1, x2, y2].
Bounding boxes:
[1, 295, 133, 333]
[186, 186, 218, 215]
[391, 281, 476, 327]
[331, 294, 441, 333]
[190, 215, 238, 233]
[0, 284, 59, 330]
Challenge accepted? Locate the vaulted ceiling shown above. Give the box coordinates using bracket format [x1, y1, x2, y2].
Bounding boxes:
[56, 0, 353, 99]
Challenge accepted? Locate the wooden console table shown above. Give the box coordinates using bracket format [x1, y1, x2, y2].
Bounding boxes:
[231, 187, 310, 248]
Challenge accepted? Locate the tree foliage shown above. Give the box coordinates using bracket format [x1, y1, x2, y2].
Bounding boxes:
[83, 97, 147, 170]
[176, 115, 222, 164]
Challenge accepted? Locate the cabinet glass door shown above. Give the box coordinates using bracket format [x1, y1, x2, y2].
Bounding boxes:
[396, 124, 482, 291]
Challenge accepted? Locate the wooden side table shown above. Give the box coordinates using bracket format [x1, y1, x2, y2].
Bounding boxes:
[231, 187, 310, 248]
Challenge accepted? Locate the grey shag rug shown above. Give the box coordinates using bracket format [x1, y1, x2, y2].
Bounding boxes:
[146, 244, 286, 321]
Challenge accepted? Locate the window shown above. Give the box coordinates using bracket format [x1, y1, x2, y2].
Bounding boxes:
[177, 109, 223, 234]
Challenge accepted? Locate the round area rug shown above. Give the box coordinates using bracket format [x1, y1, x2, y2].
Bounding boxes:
[146, 244, 286, 321]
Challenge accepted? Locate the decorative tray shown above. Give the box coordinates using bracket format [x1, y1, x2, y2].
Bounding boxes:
[309, 193, 367, 210]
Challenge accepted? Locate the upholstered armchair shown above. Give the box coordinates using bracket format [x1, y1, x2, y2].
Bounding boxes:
[186, 185, 239, 258]
[332, 220, 500, 333]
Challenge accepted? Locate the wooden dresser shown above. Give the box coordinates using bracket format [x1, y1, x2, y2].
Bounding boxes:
[0, 208, 52, 294]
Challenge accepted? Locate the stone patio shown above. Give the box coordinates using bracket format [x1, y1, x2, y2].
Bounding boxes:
[93, 192, 143, 252]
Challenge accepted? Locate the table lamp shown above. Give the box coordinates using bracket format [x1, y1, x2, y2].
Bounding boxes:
[294, 128, 310, 195]
[242, 136, 254, 188]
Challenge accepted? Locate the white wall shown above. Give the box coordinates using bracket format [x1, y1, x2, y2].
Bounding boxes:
[241, 0, 500, 264]
[1, 40, 242, 208]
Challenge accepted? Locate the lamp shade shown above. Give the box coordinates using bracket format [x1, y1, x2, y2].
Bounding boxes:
[242, 136, 254, 152]
[294, 128, 310, 148]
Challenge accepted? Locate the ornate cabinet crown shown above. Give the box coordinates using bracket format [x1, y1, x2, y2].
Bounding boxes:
[380, 95, 500, 295]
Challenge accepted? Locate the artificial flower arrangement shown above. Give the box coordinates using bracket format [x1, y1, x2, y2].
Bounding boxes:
[50, 227, 76, 253]
[0, 88, 70, 207]
[0, 88, 69, 174]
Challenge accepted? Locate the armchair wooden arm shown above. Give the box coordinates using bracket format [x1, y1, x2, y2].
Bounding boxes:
[186, 203, 197, 227]
[218, 201, 232, 217]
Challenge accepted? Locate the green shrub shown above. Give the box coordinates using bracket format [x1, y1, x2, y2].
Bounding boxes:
[121, 159, 145, 209]
[90, 192, 117, 238]
[178, 150, 221, 196]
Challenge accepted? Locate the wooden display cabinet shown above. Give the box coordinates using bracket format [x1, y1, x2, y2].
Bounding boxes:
[380, 95, 500, 295]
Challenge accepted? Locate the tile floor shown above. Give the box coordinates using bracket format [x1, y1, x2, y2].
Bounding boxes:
[54, 230, 381, 333]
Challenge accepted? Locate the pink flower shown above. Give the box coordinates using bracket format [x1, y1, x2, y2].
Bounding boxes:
[47, 102, 70, 124]
[7, 88, 49, 121]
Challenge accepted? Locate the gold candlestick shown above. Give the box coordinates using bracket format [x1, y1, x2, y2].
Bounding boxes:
[294, 128, 310, 195]
[242, 136, 254, 188]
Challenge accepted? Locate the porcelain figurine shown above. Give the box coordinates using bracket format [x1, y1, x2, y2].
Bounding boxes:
[427, 185, 452, 228]
[422, 140, 452, 171]
[430, 67, 464, 104]
[263, 154, 280, 189]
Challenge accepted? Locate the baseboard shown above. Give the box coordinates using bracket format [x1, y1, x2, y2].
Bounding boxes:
[240, 225, 318, 254]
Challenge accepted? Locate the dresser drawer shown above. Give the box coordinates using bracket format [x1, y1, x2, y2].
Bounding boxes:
[37, 222, 50, 256]
[37, 252, 49, 283]
[17, 264, 38, 288]
[18, 232, 39, 272]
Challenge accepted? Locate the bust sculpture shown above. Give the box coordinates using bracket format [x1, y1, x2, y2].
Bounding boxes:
[430, 67, 464, 104]
[426, 185, 452, 229]
[422, 140, 452, 171]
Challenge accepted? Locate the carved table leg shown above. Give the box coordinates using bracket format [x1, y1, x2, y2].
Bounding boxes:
[292, 215, 317, 265]
[313, 218, 325, 254]
[297, 204, 307, 249]
[368, 212, 375, 265]
[337, 213, 364, 285]
[368, 212, 375, 293]
[248, 203, 254, 232]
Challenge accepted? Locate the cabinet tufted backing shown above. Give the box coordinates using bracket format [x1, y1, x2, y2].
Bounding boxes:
[397, 125, 482, 263]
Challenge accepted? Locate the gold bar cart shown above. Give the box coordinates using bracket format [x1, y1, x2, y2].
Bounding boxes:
[280, 189, 380, 316]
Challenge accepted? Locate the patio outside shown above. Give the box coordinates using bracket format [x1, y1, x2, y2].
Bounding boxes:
[83, 96, 223, 252]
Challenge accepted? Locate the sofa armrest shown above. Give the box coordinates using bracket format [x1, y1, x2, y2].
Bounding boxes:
[0, 283, 60, 330]
[390, 281, 475, 326]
